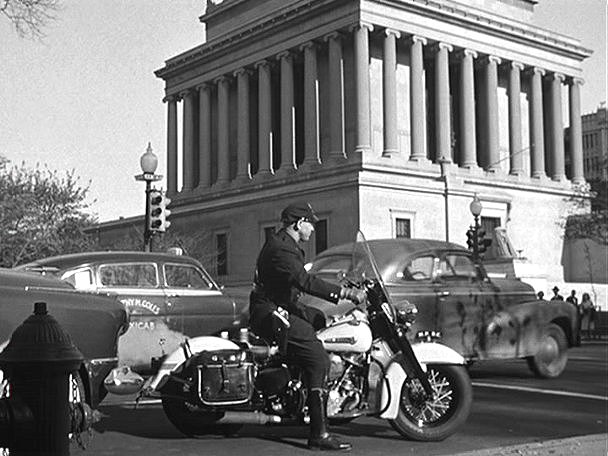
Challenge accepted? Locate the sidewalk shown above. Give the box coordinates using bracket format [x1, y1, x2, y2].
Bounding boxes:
[452, 434, 607, 456]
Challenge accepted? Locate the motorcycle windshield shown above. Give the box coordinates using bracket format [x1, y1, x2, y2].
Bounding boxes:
[349, 231, 395, 311]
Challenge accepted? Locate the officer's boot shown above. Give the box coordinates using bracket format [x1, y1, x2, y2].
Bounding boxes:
[307, 389, 352, 451]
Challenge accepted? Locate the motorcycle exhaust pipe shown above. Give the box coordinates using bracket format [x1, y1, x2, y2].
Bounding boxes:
[215, 411, 282, 425]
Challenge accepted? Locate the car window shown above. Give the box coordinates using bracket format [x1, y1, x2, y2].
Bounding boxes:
[439, 254, 477, 279]
[164, 263, 217, 290]
[398, 255, 434, 281]
[309, 254, 371, 279]
[99, 263, 158, 288]
[61, 268, 94, 289]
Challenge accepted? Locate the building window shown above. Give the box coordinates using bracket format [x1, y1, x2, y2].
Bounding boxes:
[216, 232, 228, 276]
[315, 219, 328, 254]
[395, 218, 411, 238]
[263, 226, 276, 242]
[480, 217, 501, 238]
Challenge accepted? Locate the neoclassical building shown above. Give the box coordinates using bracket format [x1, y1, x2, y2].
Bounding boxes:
[103, 0, 594, 289]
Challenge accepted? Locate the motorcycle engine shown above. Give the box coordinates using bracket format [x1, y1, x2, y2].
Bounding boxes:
[326, 353, 365, 417]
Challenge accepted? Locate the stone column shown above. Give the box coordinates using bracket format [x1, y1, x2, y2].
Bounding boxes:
[434, 42, 453, 163]
[550, 72, 566, 181]
[301, 42, 321, 167]
[409, 35, 427, 162]
[326, 32, 346, 161]
[383, 29, 400, 157]
[256, 60, 273, 176]
[181, 89, 195, 191]
[352, 23, 373, 154]
[528, 67, 546, 178]
[197, 84, 212, 189]
[235, 69, 251, 181]
[483, 55, 501, 172]
[215, 76, 230, 186]
[459, 49, 477, 168]
[165, 95, 178, 195]
[278, 51, 297, 173]
[568, 77, 585, 184]
[508, 61, 524, 175]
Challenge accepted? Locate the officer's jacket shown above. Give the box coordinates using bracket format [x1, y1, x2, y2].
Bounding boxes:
[249, 229, 341, 340]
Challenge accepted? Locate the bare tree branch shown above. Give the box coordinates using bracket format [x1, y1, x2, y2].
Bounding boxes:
[1, 0, 61, 39]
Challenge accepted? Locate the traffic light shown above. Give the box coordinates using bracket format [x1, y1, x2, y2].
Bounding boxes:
[148, 189, 171, 233]
[466, 228, 476, 252]
[477, 228, 492, 255]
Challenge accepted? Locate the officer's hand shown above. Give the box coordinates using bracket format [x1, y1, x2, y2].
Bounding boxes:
[340, 287, 367, 305]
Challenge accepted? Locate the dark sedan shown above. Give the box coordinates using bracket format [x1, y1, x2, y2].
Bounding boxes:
[18, 251, 247, 375]
[302, 238, 579, 378]
[0, 269, 128, 408]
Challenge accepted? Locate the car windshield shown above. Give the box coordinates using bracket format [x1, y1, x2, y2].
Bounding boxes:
[164, 263, 218, 290]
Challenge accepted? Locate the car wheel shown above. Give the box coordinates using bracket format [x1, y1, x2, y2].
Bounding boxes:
[161, 382, 243, 437]
[526, 323, 568, 379]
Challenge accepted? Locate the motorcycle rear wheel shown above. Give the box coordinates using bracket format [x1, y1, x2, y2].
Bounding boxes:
[161, 383, 243, 437]
[389, 364, 472, 441]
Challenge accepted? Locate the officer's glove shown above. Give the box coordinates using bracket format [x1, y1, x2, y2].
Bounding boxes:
[340, 287, 367, 305]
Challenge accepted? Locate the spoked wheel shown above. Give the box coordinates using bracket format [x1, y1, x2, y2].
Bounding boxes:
[390, 364, 472, 441]
[526, 323, 568, 379]
[161, 383, 243, 437]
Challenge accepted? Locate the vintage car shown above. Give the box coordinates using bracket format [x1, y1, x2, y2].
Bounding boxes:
[18, 251, 248, 375]
[0, 268, 128, 408]
[302, 238, 579, 378]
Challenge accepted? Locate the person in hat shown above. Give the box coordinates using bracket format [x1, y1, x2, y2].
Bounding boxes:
[550, 286, 564, 301]
[249, 201, 365, 451]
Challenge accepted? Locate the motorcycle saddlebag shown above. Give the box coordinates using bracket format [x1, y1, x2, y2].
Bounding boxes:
[195, 349, 254, 406]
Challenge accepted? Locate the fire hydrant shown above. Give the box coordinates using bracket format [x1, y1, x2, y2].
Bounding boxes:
[0, 301, 84, 455]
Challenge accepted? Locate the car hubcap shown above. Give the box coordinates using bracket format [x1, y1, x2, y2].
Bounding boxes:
[538, 336, 559, 364]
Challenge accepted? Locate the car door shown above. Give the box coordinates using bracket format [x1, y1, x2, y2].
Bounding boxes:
[388, 253, 438, 340]
[96, 261, 167, 373]
[432, 251, 484, 359]
[162, 261, 237, 340]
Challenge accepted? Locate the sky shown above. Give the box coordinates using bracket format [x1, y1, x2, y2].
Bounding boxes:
[1, 0, 606, 222]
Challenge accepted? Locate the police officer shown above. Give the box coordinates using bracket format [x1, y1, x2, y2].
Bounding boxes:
[249, 201, 365, 451]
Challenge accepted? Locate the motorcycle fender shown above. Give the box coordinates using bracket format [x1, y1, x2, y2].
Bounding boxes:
[412, 342, 465, 365]
[146, 336, 240, 392]
[379, 361, 407, 419]
[378, 343, 464, 419]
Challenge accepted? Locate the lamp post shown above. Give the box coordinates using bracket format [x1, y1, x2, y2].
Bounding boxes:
[135, 143, 162, 252]
[469, 193, 482, 260]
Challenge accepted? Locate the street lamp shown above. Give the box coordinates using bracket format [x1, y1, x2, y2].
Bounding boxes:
[135, 142, 162, 252]
[467, 194, 483, 260]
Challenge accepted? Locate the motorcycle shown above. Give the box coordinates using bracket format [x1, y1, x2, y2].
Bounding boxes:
[142, 232, 472, 441]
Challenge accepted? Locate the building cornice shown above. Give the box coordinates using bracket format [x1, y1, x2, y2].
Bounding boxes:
[156, 0, 591, 84]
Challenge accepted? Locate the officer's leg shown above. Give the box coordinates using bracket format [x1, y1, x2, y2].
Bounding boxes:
[286, 321, 351, 451]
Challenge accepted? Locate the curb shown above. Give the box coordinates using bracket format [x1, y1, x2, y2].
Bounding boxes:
[451, 434, 607, 456]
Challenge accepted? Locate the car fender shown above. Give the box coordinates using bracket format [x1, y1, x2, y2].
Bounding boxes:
[485, 300, 578, 354]
[146, 336, 239, 392]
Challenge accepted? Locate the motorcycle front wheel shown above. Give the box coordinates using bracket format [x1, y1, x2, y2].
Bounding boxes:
[161, 383, 243, 437]
[389, 364, 472, 441]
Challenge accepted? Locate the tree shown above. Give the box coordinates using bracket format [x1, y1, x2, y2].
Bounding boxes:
[1, 0, 61, 39]
[0, 157, 99, 267]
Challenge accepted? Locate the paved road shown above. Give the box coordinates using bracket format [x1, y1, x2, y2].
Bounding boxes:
[72, 342, 607, 456]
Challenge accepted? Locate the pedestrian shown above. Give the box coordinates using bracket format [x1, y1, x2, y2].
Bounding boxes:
[580, 293, 596, 339]
[566, 290, 579, 307]
[550, 286, 564, 301]
[249, 201, 366, 451]
[537, 291, 545, 300]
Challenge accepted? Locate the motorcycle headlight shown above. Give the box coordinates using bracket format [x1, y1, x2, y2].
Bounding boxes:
[396, 301, 418, 326]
